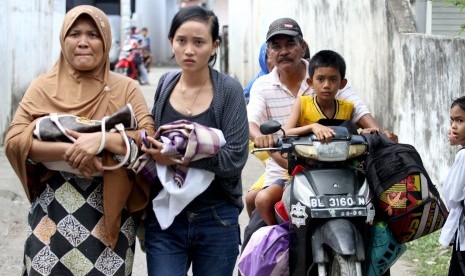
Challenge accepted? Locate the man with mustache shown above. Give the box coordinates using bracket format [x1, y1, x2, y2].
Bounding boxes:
[246, 17, 394, 225]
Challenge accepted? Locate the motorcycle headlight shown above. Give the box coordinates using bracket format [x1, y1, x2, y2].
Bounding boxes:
[348, 144, 367, 159]
[294, 141, 366, 161]
[294, 145, 318, 159]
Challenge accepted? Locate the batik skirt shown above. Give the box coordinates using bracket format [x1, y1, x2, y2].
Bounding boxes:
[23, 172, 135, 275]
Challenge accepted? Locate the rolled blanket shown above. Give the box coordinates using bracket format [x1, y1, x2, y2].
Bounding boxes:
[133, 119, 225, 187]
[132, 119, 226, 229]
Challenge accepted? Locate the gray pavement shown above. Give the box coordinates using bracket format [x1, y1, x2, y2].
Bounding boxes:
[0, 66, 410, 275]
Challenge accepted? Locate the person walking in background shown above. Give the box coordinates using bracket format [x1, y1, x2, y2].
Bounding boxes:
[4, 5, 155, 275]
[140, 27, 153, 71]
[142, 6, 248, 276]
[439, 96, 465, 275]
[128, 25, 150, 85]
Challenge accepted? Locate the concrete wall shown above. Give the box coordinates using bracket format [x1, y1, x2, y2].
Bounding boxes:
[228, 0, 464, 186]
[0, 0, 65, 144]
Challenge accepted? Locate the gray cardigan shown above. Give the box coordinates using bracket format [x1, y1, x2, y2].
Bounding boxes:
[151, 67, 249, 208]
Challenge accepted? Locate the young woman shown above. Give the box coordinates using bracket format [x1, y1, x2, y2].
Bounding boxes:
[142, 6, 249, 276]
[5, 5, 155, 275]
[439, 96, 465, 275]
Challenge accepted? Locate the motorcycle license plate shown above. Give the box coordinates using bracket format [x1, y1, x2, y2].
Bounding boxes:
[309, 195, 367, 218]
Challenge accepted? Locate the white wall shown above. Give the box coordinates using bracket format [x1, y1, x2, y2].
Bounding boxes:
[136, 0, 178, 66]
[0, 0, 65, 144]
[228, 0, 465, 186]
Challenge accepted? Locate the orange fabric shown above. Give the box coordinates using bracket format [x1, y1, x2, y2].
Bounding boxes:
[4, 5, 155, 249]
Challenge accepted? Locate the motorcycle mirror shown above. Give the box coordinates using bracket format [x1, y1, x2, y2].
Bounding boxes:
[260, 120, 284, 135]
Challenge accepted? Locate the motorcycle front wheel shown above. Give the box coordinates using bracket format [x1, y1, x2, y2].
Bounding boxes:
[329, 250, 360, 276]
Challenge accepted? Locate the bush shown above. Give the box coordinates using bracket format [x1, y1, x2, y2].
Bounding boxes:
[402, 231, 451, 276]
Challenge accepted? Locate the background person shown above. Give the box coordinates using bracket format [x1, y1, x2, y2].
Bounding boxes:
[439, 96, 465, 275]
[142, 6, 248, 276]
[140, 27, 153, 71]
[4, 5, 155, 275]
[128, 26, 150, 85]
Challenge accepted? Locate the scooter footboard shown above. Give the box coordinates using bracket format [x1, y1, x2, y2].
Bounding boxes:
[311, 219, 365, 263]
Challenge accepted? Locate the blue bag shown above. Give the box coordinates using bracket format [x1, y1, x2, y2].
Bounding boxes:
[238, 222, 289, 276]
[365, 221, 407, 276]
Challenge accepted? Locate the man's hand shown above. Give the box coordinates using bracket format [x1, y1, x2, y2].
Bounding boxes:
[253, 134, 275, 148]
[359, 128, 399, 143]
[381, 129, 398, 143]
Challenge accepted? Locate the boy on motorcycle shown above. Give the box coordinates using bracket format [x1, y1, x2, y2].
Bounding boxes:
[255, 50, 377, 225]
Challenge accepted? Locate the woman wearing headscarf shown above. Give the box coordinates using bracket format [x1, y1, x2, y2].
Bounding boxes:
[5, 5, 155, 275]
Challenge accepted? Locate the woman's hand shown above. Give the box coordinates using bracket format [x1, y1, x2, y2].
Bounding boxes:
[141, 136, 184, 166]
[64, 130, 102, 170]
[78, 156, 103, 179]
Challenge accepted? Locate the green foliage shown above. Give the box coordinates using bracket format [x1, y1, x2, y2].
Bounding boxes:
[402, 231, 451, 276]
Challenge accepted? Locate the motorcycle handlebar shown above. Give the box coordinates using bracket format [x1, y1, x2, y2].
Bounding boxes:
[250, 138, 282, 154]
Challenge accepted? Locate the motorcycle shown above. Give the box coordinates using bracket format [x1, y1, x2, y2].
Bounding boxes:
[253, 119, 378, 276]
[114, 39, 141, 82]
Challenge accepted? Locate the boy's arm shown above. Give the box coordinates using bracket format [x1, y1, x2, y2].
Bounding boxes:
[283, 97, 335, 139]
[285, 124, 315, 136]
[288, 123, 335, 143]
[283, 98, 311, 135]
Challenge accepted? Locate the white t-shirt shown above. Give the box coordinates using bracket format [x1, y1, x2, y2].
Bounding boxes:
[439, 148, 465, 250]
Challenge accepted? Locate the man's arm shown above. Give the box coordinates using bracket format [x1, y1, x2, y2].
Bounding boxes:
[249, 122, 287, 168]
[357, 114, 398, 143]
[357, 114, 379, 129]
[339, 84, 398, 142]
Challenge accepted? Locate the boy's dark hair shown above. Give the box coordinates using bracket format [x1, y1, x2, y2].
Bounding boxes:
[308, 50, 346, 79]
[451, 96, 465, 111]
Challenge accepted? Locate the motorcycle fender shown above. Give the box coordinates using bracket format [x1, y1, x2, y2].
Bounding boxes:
[311, 219, 365, 263]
